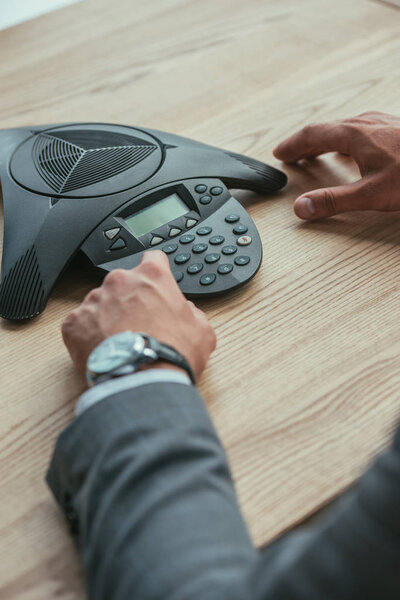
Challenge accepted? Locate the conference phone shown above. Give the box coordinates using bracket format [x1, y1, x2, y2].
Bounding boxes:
[0, 123, 287, 320]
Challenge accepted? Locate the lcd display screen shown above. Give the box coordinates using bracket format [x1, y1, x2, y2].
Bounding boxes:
[124, 193, 189, 238]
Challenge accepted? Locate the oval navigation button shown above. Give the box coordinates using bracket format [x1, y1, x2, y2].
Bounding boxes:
[162, 243, 178, 254]
[218, 264, 233, 274]
[174, 271, 184, 283]
[200, 273, 216, 286]
[237, 235, 252, 246]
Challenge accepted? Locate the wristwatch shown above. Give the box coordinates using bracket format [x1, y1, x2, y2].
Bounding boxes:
[86, 331, 195, 387]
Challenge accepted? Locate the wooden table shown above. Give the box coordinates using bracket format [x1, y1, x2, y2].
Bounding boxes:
[1, 0, 400, 597]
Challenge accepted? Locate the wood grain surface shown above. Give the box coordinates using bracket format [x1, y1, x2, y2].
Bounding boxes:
[1, 0, 400, 597]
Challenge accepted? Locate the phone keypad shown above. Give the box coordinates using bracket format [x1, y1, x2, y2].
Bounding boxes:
[163, 203, 256, 292]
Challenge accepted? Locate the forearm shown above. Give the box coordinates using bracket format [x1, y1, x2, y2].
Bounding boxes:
[47, 383, 257, 600]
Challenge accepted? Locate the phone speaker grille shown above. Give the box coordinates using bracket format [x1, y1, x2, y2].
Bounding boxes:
[0, 246, 44, 320]
[32, 130, 157, 194]
[227, 152, 287, 188]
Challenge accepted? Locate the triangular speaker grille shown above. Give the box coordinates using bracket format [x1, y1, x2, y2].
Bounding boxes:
[32, 130, 157, 193]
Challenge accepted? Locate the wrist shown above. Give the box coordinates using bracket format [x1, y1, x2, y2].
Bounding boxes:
[86, 331, 195, 387]
[138, 360, 188, 377]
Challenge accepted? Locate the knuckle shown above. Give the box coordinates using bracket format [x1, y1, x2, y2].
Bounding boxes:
[341, 120, 360, 136]
[322, 189, 338, 214]
[357, 111, 373, 118]
[140, 260, 165, 279]
[61, 309, 79, 333]
[208, 325, 217, 350]
[137, 274, 157, 292]
[85, 288, 100, 303]
[104, 269, 128, 287]
[302, 124, 316, 141]
[149, 250, 166, 262]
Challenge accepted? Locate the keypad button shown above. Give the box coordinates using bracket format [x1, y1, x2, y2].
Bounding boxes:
[169, 227, 181, 237]
[200, 273, 216, 286]
[225, 214, 240, 223]
[192, 243, 208, 254]
[110, 238, 126, 250]
[104, 227, 121, 240]
[150, 235, 164, 246]
[195, 184, 207, 193]
[174, 253, 191, 264]
[162, 243, 178, 254]
[205, 253, 220, 264]
[200, 195, 212, 205]
[235, 255, 250, 266]
[218, 263, 234, 274]
[209, 235, 225, 245]
[174, 271, 184, 283]
[187, 262, 203, 274]
[197, 226, 212, 236]
[222, 245, 237, 255]
[233, 224, 248, 235]
[237, 235, 252, 246]
[186, 218, 198, 228]
[210, 186, 223, 196]
[180, 234, 195, 244]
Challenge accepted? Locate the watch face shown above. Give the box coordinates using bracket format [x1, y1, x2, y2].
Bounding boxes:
[87, 331, 145, 375]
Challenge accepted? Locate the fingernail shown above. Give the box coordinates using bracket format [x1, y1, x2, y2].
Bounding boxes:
[295, 196, 315, 219]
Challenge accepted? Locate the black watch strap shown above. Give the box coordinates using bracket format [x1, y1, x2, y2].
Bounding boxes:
[146, 336, 196, 384]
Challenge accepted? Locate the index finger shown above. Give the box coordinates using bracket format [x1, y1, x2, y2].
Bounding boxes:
[140, 249, 171, 269]
[273, 121, 352, 163]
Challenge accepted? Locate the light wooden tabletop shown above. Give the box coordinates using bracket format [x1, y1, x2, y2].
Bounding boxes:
[1, 0, 400, 597]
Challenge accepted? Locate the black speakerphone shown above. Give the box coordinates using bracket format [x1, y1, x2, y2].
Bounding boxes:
[0, 123, 287, 320]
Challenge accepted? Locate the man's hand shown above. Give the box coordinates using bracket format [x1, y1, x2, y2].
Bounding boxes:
[61, 251, 216, 379]
[273, 111, 400, 220]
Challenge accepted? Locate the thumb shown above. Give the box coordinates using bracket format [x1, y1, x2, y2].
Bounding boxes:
[294, 179, 372, 220]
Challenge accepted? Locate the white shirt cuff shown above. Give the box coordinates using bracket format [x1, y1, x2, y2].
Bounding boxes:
[75, 369, 192, 418]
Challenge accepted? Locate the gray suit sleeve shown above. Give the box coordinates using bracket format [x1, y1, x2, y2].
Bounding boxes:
[47, 381, 400, 600]
[46, 383, 257, 600]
